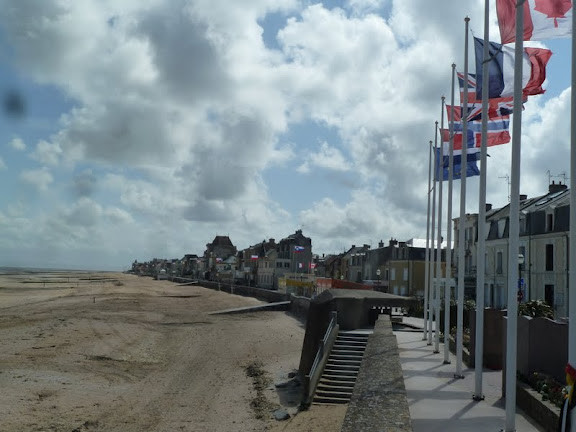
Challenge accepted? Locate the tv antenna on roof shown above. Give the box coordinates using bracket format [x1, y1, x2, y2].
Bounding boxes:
[547, 170, 569, 185]
[499, 174, 510, 202]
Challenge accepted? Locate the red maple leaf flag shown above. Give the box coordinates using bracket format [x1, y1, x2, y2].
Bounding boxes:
[497, 0, 572, 43]
[535, 0, 572, 26]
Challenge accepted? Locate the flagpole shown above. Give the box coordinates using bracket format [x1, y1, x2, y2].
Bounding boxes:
[473, 0, 490, 402]
[569, 0, 576, 378]
[424, 139, 433, 341]
[504, 0, 524, 430]
[444, 64, 456, 365]
[429, 126, 438, 347]
[455, 16, 470, 380]
[435, 102, 444, 355]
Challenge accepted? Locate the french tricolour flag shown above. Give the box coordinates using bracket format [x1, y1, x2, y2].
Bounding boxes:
[294, 246, 304, 252]
[496, 0, 572, 44]
[473, 37, 552, 99]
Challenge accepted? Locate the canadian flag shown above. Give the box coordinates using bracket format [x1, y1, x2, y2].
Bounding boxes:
[496, 0, 572, 44]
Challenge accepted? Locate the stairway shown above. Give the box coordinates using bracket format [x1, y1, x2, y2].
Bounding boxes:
[312, 331, 369, 405]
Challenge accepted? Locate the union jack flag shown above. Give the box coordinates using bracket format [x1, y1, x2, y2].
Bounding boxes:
[457, 72, 522, 121]
[445, 105, 510, 149]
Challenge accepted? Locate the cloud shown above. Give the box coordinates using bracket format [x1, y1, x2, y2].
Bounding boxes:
[9, 137, 26, 151]
[72, 169, 97, 197]
[0, 0, 568, 269]
[32, 140, 62, 166]
[19, 167, 53, 191]
[298, 141, 351, 173]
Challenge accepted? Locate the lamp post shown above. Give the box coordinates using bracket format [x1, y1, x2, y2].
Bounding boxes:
[518, 253, 525, 303]
[376, 268, 381, 291]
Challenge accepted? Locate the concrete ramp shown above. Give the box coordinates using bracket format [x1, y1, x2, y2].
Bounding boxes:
[208, 301, 291, 315]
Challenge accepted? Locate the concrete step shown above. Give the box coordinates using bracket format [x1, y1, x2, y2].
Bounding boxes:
[319, 379, 355, 389]
[315, 388, 353, 399]
[321, 373, 358, 382]
[312, 395, 350, 405]
[329, 352, 364, 361]
[337, 334, 368, 342]
[331, 347, 365, 357]
[335, 338, 367, 346]
[333, 343, 366, 351]
[317, 382, 355, 393]
[327, 357, 363, 366]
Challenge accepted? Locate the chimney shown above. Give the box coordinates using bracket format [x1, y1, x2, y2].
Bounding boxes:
[549, 180, 568, 194]
[520, 194, 527, 201]
[363, 244, 370, 249]
[378, 240, 384, 248]
[486, 203, 492, 211]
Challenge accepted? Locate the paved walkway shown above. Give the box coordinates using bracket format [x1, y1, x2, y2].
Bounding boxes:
[395, 318, 545, 432]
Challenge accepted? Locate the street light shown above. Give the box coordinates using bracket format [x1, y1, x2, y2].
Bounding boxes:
[518, 253, 525, 303]
[376, 268, 381, 290]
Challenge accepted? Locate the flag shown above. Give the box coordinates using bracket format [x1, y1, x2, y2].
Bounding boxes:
[310, 262, 316, 269]
[435, 147, 480, 181]
[250, 255, 259, 260]
[445, 105, 511, 147]
[298, 262, 303, 269]
[496, 0, 572, 44]
[457, 72, 521, 119]
[294, 246, 305, 252]
[474, 37, 552, 99]
[440, 128, 481, 157]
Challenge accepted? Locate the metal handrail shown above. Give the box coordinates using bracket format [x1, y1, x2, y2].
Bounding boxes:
[305, 311, 338, 404]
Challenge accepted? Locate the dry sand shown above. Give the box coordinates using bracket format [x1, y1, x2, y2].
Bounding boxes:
[0, 271, 347, 432]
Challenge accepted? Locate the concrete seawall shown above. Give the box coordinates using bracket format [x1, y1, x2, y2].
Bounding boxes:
[341, 316, 412, 432]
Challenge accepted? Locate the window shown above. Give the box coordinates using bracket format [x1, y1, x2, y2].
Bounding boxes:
[496, 251, 503, 274]
[403, 268, 408, 281]
[276, 262, 282, 268]
[546, 213, 554, 232]
[390, 268, 396, 280]
[545, 284, 554, 307]
[546, 244, 554, 271]
[284, 262, 290, 268]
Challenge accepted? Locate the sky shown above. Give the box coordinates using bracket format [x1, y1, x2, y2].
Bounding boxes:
[0, 0, 572, 271]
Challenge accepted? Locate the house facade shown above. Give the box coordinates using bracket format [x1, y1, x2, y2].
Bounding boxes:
[459, 182, 570, 317]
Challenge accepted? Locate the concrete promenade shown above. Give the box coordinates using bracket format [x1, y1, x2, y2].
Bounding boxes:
[396, 318, 545, 432]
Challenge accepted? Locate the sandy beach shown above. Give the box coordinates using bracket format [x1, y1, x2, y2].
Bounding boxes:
[0, 271, 346, 432]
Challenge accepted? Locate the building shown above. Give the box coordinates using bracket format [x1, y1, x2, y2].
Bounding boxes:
[457, 181, 570, 317]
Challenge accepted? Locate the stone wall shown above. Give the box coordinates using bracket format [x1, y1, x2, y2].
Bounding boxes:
[341, 315, 412, 432]
[289, 295, 311, 324]
[196, 280, 290, 303]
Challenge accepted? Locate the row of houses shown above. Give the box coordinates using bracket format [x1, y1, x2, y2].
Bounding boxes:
[130, 229, 445, 298]
[130, 181, 571, 317]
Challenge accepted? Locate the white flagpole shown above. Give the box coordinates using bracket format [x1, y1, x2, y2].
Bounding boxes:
[569, 0, 576, 377]
[429, 125, 438, 347]
[473, 0, 489, 402]
[435, 100, 445, 355]
[504, 0, 524, 430]
[444, 64, 456, 365]
[424, 139, 432, 341]
[455, 16, 470, 379]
